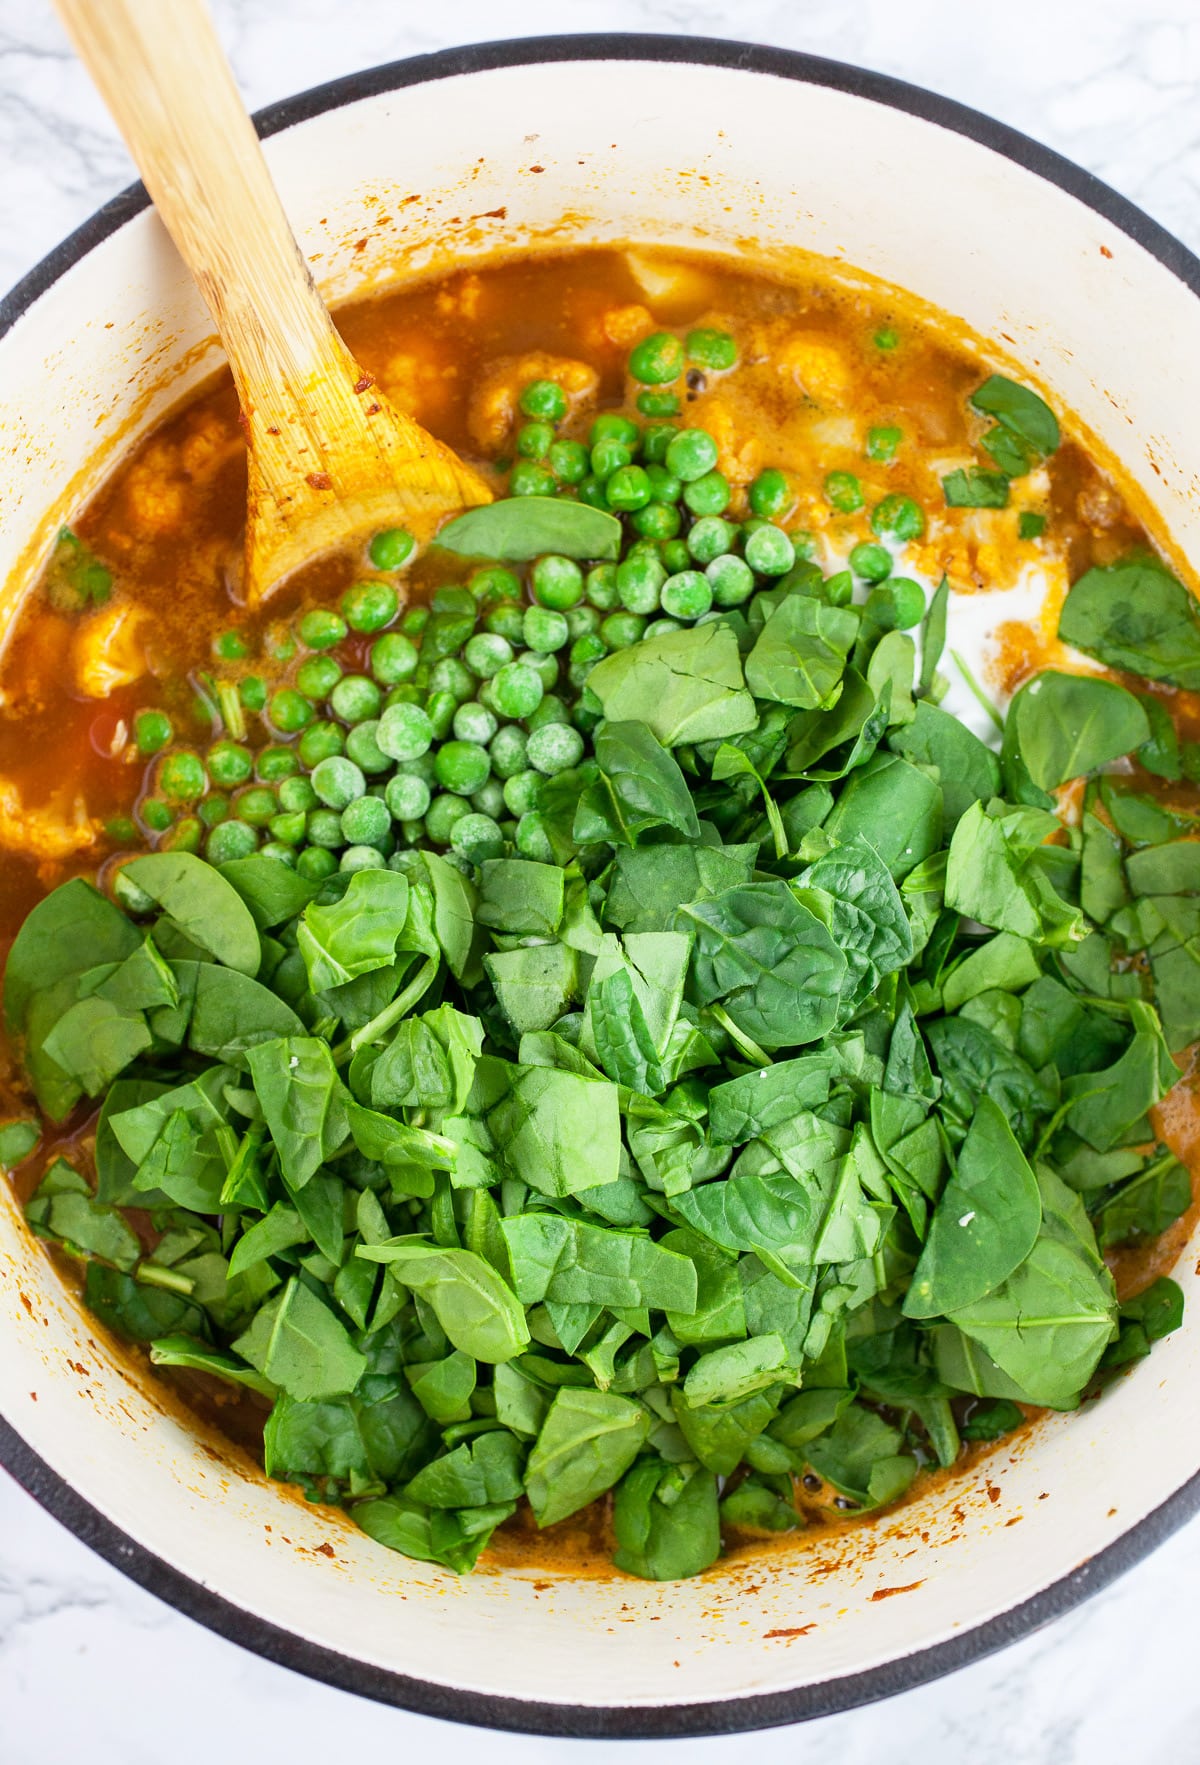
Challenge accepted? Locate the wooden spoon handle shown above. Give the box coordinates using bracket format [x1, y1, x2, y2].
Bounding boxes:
[54, 0, 351, 410]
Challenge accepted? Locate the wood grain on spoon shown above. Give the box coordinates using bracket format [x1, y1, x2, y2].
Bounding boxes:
[54, 0, 492, 606]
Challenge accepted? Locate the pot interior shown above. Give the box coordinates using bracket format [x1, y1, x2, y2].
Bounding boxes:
[2, 46, 1199, 1727]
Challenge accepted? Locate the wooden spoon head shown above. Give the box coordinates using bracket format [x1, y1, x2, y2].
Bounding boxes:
[244, 376, 492, 606]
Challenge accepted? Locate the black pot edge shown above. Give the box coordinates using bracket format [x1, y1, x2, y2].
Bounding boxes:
[3, 30, 1200, 1740]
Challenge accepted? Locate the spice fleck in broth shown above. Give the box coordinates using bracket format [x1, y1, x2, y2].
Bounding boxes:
[1, 246, 1196, 1582]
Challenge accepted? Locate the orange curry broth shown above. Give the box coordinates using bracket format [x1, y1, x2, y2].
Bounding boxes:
[1, 244, 1196, 1571]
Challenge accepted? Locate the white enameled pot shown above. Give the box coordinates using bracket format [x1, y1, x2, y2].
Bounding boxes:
[2, 36, 1200, 1741]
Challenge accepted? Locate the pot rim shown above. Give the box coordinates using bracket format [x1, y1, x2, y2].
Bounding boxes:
[3, 31, 1200, 1740]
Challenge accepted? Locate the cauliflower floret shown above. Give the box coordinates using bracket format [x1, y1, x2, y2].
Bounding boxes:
[122, 446, 187, 534]
[377, 348, 456, 428]
[692, 397, 761, 488]
[72, 601, 146, 698]
[775, 334, 852, 406]
[0, 777, 98, 866]
[435, 274, 483, 320]
[468, 352, 598, 453]
[178, 410, 241, 482]
[601, 303, 654, 347]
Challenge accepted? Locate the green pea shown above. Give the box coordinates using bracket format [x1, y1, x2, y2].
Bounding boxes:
[629, 331, 684, 385]
[660, 571, 713, 621]
[874, 326, 899, 350]
[299, 608, 348, 651]
[369, 632, 419, 686]
[661, 539, 692, 575]
[207, 740, 253, 788]
[640, 423, 678, 463]
[490, 726, 529, 779]
[502, 770, 542, 816]
[278, 774, 318, 814]
[263, 625, 298, 663]
[311, 755, 367, 810]
[329, 674, 383, 724]
[531, 555, 584, 611]
[849, 541, 893, 583]
[509, 460, 556, 497]
[748, 469, 792, 521]
[578, 474, 608, 509]
[235, 786, 280, 828]
[425, 691, 457, 741]
[516, 420, 554, 460]
[341, 579, 399, 634]
[377, 702, 433, 762]
[637, 390, 681, 418]
[683, 471, 730, 517]
[470, 565, 521, 604]
[589, 413, 638, 449]
[258, 841, 297, 866]
[526, 721, 585, 775]
[306, 808, 346, 849]
[527, 693, 569, 731]
[463, 632, 514, 680]
[161, 815, 203, 854]
[206, 819, 258, 863]
[706, 554, 755, 607]
[198, 793, 229, 829]
[158, 751, 207, 803]
[686, 516, 735, 565]
[631, 501, 681, 541]
[515, 811, 555, 862]
[866, 425, 903, 462]
[871, 494, 926, 542]
[342, 721, 389, 775]
[686, 328, 737, 370]
[296, 655, 342, 701]
[239, 675, 267, 713]
[481, 600, 524, 644]
[744, 524, 796, 576]
[296, 845, 338, 882]
[522, 606, 569, 653]
[384, 772, 432, 821]
[599, 612, 645, 650]
[825, 569, 854, 608]
[491, 661, 546, 720]
[269, 811, 307, 847]
[665, 428, 718, 483]
[453, 701, 498, 745]
[585, 564, 619, 611]
[563, 606, 599, 642]
[256, 745, 298, 783]
[590, 438, 631, 480]
[644, 617, 683, 639]
[212, 629, 250, 661]
[141, 797, 174, 833]
[338, 843, 387, 873]
[605, 464, 654, 512]
[867, 577, 926, 630]
[434, 740, 490, 796]
[470, 778, 506, 820]
[268, 688, 315, 734]
[104, 815, 138, 845]
[134, 710, 173, 756]
[425, 792, 472, 844]
[451, 811, 505, 865]
[368, 527, 415, 572]
[401, 605, 429, 637]
[825, 471, 864, 514]
[544, 438, 587, 484]
[297, 721, 345, 769]
[340, 794, 392, 849]
[519, 379, 568, 423]
[616, 551, 667, 615]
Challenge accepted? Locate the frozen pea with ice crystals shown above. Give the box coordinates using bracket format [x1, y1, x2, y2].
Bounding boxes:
[384, 772, 431, 822]
[526, 721, 585, 775]
[310, 755, 366, 810]
[377, 702, 434, 762]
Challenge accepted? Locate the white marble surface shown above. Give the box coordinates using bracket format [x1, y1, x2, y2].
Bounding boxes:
[3, 1, 1200, 1758]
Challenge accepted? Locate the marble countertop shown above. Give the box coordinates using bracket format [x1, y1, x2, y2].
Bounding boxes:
[3, 1, 1200, 1759]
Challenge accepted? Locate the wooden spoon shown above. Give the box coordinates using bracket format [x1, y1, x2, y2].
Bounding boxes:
[54, 0, 492, 606]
